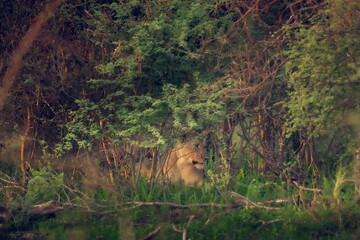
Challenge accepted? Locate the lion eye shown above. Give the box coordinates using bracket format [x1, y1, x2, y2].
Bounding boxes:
[192, 160, 203, 165]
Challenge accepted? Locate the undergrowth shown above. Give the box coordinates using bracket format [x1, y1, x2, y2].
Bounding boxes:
[1, 166, 360, 239]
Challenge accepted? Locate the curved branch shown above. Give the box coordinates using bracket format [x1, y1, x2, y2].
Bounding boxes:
[0, 0, 64, 110]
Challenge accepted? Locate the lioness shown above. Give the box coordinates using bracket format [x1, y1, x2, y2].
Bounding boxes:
[136, 139, 205, 186]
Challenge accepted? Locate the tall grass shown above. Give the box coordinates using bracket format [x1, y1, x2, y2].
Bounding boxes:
[1, 159, 360, 239]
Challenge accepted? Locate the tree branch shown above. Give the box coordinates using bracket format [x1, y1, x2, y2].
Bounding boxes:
[0, 0, 64, 110]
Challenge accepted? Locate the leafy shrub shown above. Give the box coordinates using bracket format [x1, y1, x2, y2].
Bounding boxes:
[25, 167, 64, 206]
[207, 155, 231, 194]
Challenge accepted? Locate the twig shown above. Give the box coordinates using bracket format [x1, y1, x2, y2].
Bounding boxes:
[230, 192, 281, 210]
[182, 215, 195, 240]
[292, 181, 322, 193]
[0, 177, 26, 191]
[140, 225, 163, 240]
[173, 215, 195, 240]
[259, 199, 290, 205]
[173, 224, 182, 233]
[230, 191, 257, 206]
[0, 185, 27, 191]
[61, 202, 96, 212]
[255, 219, 283, 232]
[126, 201, 241, 209]
[205, 211, 223, 225]
[61, 184, 92, 210]
[121, 193, 284, 211]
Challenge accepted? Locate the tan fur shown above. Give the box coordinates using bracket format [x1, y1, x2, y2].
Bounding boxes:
[137, 139, 205, 186]
[163, 140, 204, 186]
[135, 161, 151, 178]
[178, 162, 204, 186]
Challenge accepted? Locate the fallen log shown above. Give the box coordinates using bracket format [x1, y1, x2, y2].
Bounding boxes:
[0, 192, 290, 222]
[121, 192, 286, 211]
[29, 201, 63, 218]
[0, 200, 63, 223]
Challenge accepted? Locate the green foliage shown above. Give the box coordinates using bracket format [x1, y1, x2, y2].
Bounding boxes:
[162, 83, 226, 131]
[31, 201, 360, 240]
[3, 166, 360, 239]
[133, 176, 220, 204]
[36, 211, 121, 240]
[25, 167, 64, 207]
[283, 0, 360, 139]
[207, 154, 231, 194]
[321, 166, 357, 208]
[2, 0, 360, 238]
[60, 0, 236, 149]
[278, 0, 360, 178]
[234, 171, 290, 201]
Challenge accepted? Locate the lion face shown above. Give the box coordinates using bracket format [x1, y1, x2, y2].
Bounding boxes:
[170, 140, 205, 185]
[175, 141, 204, 162]
[134, 138, 206, 186]
[192, 160, 204, 170]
